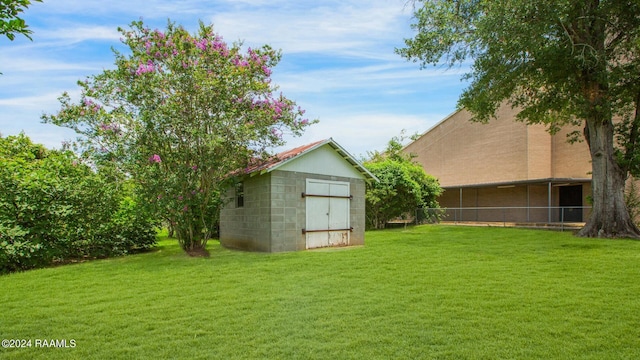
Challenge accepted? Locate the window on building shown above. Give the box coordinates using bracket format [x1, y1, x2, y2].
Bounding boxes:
[236, 182, 244, 208]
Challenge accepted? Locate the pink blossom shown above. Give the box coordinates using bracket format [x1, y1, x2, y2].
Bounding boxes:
[195, 38, 208, 51]
[211, 40, 228, 55]
[273, 101, 283, 115]
[191, 165, 198, 171]
[232, 57, 248, 67]
[135, 61, 156, 75]
[149, 154, 162, 163]
[271, 128, 282, 138]
[248, 48, 260, 63]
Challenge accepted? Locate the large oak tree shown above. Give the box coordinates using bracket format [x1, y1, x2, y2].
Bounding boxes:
[398, 0, 640, 238]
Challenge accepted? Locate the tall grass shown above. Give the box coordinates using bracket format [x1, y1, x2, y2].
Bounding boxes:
[1, 226, 639, 359]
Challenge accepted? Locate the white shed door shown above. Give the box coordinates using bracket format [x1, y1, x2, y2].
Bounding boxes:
[305, 179, 350, 249]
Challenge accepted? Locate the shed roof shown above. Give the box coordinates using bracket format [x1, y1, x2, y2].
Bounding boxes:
[243, 138, 377, 180]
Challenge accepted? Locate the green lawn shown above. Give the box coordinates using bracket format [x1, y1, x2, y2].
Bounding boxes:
[1, 225, 639, 359]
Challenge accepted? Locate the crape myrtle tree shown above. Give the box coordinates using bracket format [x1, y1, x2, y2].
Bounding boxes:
[398, 0, 640, 238]
[44, 20, 313, 255]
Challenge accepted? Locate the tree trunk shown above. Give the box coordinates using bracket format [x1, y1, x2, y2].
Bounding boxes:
[175, 223, 209, 256]
[578, 117, 640, 238]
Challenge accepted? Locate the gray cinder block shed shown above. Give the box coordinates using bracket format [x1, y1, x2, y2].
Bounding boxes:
[220, 138, 376, 252]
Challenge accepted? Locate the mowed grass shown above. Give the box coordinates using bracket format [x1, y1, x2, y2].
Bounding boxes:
[1, 225, 640, 359]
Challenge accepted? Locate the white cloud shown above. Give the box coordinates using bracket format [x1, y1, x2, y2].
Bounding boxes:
[0, 125, 79, 150]
[32, 0, 213, 17]
[0, 56, 103, 74]
[209, 0, 411, 56]
[0, 88, 82, 108]
[279, 112, 445, 157]
[274, 62, 466, 95]
[38, 25, 121, 44]
[1, 0, 466, 155]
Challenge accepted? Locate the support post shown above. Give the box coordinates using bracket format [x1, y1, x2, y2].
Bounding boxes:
[548, 182, 552, 223]
[527, 185, 530, 222]
[459, 188, 463, 222]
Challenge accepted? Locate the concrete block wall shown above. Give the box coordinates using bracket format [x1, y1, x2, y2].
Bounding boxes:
[269, 170, 367, 251]
[269, 170, 304, 252]
[348, 177, 366, 246]
[221, 169, 368, 253]
[219, 174, 272, 251]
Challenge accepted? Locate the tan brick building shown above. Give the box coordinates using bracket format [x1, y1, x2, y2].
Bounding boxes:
[403, 104, 593, 223]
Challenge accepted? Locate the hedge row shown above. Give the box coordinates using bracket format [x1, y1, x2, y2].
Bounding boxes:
[0, 134, 157, 274]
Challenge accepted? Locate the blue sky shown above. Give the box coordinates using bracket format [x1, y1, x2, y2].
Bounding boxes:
[0, 0, 469, 157]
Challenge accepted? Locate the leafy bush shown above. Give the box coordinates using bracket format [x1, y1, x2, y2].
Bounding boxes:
[0, 134, 158, 273]
[364, 135, 442, 229]
[0, 226, 44, 273]
[102, 196, 158, 255]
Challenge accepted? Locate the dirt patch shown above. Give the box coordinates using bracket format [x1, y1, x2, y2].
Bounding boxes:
[186, 247, 210, 257]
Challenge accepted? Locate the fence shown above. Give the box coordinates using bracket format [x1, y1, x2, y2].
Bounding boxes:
[414, 206, 592, 230]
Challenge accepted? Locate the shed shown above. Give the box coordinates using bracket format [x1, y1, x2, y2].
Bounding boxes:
[219, 138, 376, 252]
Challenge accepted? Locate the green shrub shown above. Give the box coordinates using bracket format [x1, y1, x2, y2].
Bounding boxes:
[0, 225, 44, 273]
[103, 196, 158, 255]
[0, 134, 158, 273]
[364, 135, 443, 229]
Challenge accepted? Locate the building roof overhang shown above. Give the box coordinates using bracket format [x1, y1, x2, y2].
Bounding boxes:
[240, 138, 378, 181]
[441, 178, 592, 189]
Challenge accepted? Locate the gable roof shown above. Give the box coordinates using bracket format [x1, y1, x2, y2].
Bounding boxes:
[243, 138, 377, 180]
